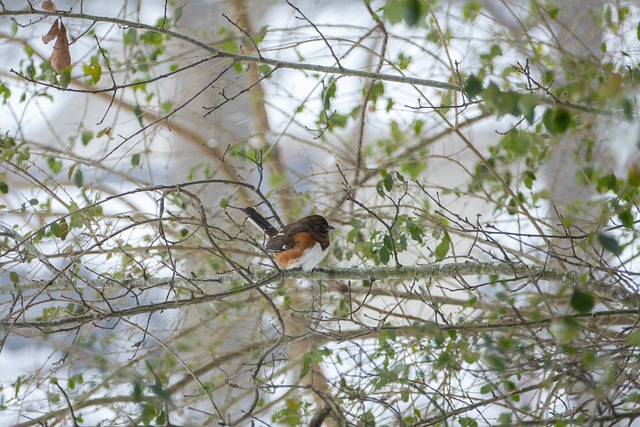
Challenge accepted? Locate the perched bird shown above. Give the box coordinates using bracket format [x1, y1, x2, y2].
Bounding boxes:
[242, 207, 334, 273]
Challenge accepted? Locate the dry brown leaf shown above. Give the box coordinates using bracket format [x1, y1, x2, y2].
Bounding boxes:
[42, 18, 59, 44]
[51, 21, 71, 71]
[42, 0, 57, 12]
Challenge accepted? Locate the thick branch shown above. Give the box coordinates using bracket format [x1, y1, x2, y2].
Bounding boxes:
[2, 262, 635, 331]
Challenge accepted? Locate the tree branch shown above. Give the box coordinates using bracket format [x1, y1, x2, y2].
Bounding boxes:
[2, 8, 626, 119]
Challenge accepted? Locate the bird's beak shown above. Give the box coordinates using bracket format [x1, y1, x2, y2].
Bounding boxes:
[326, 224, 335, 232]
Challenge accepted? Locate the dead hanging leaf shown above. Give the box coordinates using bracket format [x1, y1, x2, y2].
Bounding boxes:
[51, 21, 71, 71]
[42, 18, 59, 44]
[42, 0, 57, 11]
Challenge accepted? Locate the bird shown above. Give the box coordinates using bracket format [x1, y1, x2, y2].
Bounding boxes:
[242, 206, 335, 273]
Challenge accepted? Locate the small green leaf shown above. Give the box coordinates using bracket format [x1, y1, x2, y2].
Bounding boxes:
[174, 6, 183, 24]
[623, 97, 633, 121]
[404, 0, 422, 26]
[383, 234, 393, 251]
[517, 94, 537, 124]
[9, 271, 19, 284]
[384, 173, 393, 191]
[141, 404, 156, 425]
[82, 59, 102, 84]
[582, 349, 597, 368]
[323, 80, 337, 110]
[553, 109, 572, 133]
[597, 232, 622, 256]
[50, 222, 62, 238]
[58, 68, 72, 88]
[58, 218, 69, 240]
[73, 169, 83, 188]
[131, 153, 141, 167]
[299, 354, 310, 379]
[550, 318, 580, 344]
[258, 64, 272, 76]
[81, 130, 93, 146]
[542, 108, 572, 135]
[463, 0, 481, 21]
[434, 232, 451, 260]
[384, 0, 405, 24]
[625, 330, 640, 346]
[480, 383, 493, 394]
[523, 170, 535, 189]
[379, 246, 390, 265]
[464, 74, 483, 99]
[133, 105, 144, 127]
[161, 101, 173, 113]
[618, 210, 634, 229]
[253, 25, 269, 44]
[570, 289, 594, 313]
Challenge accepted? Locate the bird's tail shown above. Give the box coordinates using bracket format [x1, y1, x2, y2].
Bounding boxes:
[241, 207, 279, 237]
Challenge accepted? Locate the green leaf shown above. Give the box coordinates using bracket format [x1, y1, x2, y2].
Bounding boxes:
[299, 354, 310, 379]
[523, 170, 535, 189]
[9, 271, 19, 284]
[47, 156, 63, 174]
[434, 232, 450, 260]
[50, 222, 62, 238]
[258, 64, 272, 76]
[597, 232, 622, 256]
[550, 318, 580, 344]
[58, 218, 69, 240]
[570, 290, 594, 313]
[623, 97, 633, 121]
[383, 234, 393, 251]
[161, 101, 173, 113]
[480, 83, 518, 117]
[328, 112, 348, 128]
[379, 246, 390, 264]
[404, 0, 422, 26]
[618, 210, 634, 229]
[384, 0, 405, 24]
[542, 108, 572, 135]
[323, 80, 337, 110]
[141, 404, 156, 425]
[131, 153, 141, 167]
[254, 25, 269, 44]
[582, 349, 597, 368]
[133, 105, 144, 127]
[174, 6, 183, 24]
[480, 383, 493, 394]
[464, 74, 483, 99]
[463, 0, 481, 21]
[58, 68, 71, 88]
[625, 330, 640, 346]
[384, 172, 393, 191]
[552, 109, 572, 133]
[81, 130, 93, 146]
[73, 169, 83, 188]
[0, 182, 8, 194]
[82, 59, 102, 84]
[370, 81, 385, 103]
[517, 94, 537, 124]
[502, 131, 530, 156]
